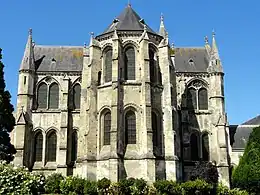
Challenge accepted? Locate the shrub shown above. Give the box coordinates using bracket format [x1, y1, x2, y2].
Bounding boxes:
[0, 163, 45, 195]
[189, 161, 219, 185]
[130, 178, 148, 195]
[232, 126, 260, 193]
[217, 184, 249, 195]
[44, 173, 64, 194]
[118, 178, 136, 194]
[83, 180, 98, 195]
[181, 179, 213, 195]
[60, 176, 87, 195]
[153, 180, 182, 195]
[97, 177, 111, 194]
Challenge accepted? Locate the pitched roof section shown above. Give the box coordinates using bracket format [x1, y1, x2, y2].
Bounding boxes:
[242, 115, 260, 125]
[34, 46, 86, 72]
[174, 47, 210, 72]
[102, 5, 156, 35]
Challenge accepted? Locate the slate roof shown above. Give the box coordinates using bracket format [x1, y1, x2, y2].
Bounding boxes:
[101, 5, 157, 35]
[231, 115, 260, 150]
[34, 46, 85, 72]
[174, 47, 210, 72]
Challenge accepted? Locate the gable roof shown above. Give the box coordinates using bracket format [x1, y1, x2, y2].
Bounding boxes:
[174, 47, 210, 72]
[101, 5, 157, 35]
[34, 46, 85, 72]
[231, 115, 260, 150]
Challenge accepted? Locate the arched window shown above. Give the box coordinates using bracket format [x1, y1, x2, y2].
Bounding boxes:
[202, 133, 209, 161]
[46, 131, 57, 162]
[104, 48, 113, 82]
[37, 83, 47, 109]
[187, 88, 197, 109]
[152, 112, 158, 147]
[34, 132, 43, 162]
[104, 112, 111, 145]
[198, 88, 208, 110]
[71, 131, 77, 162]
[124, 47, 135, 80]
[125, 110, 136, 144]
[149, 50, 156, 83]
[49, 83, 59, 109]
[190, 133, 199, 161]
[73, 84, 81, 109]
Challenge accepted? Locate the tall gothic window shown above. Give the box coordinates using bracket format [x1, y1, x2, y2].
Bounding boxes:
[71, 131, 77, 162]
[49, 83, 59, 109]
[202, 133, 209, 161]
[125, 110, 136, 144]
[46, 131, 57, 162]
[73, 84, 81, 109]
[149, 50, 156, 83]
[34, 132, 43, 162]
[104, 112, 111, 145]
[124, 47, 135, 80]
[187, 80, 208, 110]
[104, 48, 112, 82]
[152, 112, 158, 147]
[198, 88, 208, 110]
[190, 133, 199, 161]
[187, 88, 197, 110]
[37, 83, 47, 109]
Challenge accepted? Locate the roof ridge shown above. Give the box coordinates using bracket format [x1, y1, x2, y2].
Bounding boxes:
[35, 45, 84, 48]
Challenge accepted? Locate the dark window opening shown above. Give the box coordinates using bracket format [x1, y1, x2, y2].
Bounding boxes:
[198, 88, 208, 110]
[48, 83, 59, 109]
[73, 84, 81, 109]
[125, 110, 136, 144]
[187, 88, 197, 110]
[124, 47, 135, 80]
[98, 71, 102, 86]
[71, 131, 77, 162]
[34, 132, 43, 162]
[190, 133, 199, 161]
[104, 112, 111, 145]
[104, 49, 112, 82]
[46, 131, 57, 162]
[37, 83, 47, 109]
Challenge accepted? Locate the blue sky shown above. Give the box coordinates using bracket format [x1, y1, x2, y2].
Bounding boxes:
[1, 0, 259, 124]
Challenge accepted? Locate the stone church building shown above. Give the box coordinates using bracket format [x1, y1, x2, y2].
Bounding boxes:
[12, 4, 249, 186]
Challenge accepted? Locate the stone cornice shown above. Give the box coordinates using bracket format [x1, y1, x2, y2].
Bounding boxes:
[176, 72, 210, 78]
[36, 71, 82, 76]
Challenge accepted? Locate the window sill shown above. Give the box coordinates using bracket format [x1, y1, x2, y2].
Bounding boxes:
[122, 81, 142, 86]
[32, 109, 62, 113]
[71, 110, 80, 113]
[187, 110, 212, 115]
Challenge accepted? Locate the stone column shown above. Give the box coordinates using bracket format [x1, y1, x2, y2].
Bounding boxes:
[139, 34, 156, 182]
[57, 75, 70, 176]
[159, 39, 176, 181]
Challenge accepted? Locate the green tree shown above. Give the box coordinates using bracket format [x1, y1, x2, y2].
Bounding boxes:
[0, 48, 16, 162]
[232, 126, 260, 193]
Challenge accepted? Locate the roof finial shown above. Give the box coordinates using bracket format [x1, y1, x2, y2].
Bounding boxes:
[84, 42, 87, 48]
[128, 0, 131, 7]
[90, 32, 94, 37]
[160, 13, 164, 22]
[204, 36, 209, 44]
[29, 28, 32, 36]
[212, 29, 215, 37]
[144, 24, 147, 31]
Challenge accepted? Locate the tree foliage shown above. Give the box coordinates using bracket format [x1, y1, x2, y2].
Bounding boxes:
[0, 48, 16, 162]
[189, 161, 219, 185]
[232, 126, 260, 193]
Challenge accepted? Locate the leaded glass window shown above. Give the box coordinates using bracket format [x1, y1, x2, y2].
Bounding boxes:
[190, 133, 199, 161]
[71, 131, 77, 162]
[152, 112, 158, 147]
[34, 132, 43, 162]
[187, 88, 197, 110]
[46, 131, 57, 162]
[48, 83, 59, 109]
[105, 49, 112, 82]
[198, 88, 208, 110]
[125, 110, 136, 144]
[124, 47, 135, 80]
[149, 50, 156, 83]
[73, 84, 81, 109]
[104, 112, 111, 145]
[37, 83, 47, 109]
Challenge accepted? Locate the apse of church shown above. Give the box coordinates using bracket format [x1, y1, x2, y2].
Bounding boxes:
[12, 4, 231, 186]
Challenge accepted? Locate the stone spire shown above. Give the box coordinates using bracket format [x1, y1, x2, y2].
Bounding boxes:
[159, 13, 167, 38]
[89, 32, 100, 47]
[20, 28, 34, 71]
[211, 30, 220, 60]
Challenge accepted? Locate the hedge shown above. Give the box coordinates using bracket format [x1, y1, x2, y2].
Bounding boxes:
[0, 163, 249, 195]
